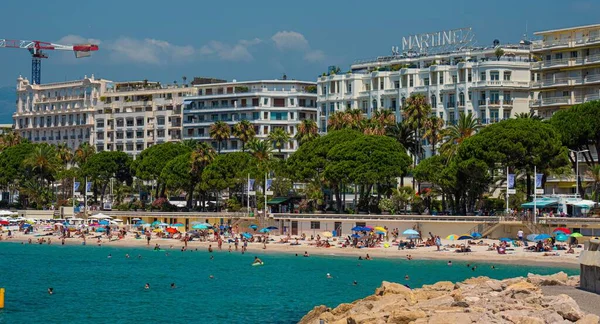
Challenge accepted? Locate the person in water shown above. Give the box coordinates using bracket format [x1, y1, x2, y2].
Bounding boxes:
[170, 283, 176, 289]
[144, 283, 150, 290]
[353, 280, 358, 285]
[253, 256, 263, 264]
[154, 244, 160, 251]
[365, 254, 372, 260]
[303, 251, 309, 257]
[48, 287, 53, 295]
[447, 261, 452, 266]
[326, 273, 333, 279]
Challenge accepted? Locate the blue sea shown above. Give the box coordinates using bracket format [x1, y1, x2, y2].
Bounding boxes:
[0, 243, 578, 324]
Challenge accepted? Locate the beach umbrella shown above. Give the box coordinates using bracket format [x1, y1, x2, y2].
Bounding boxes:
[351, 234, 361, 238]
[376, 231, 386, 235]
[191, 221, 203, 225]
[534, 234, 551, 241]
[555, 234, 568, 242]
[96, 227, 106, 232]
[374, 226, 386, 232]
[458, 234, 473, 240]
[0, 220, 9, 225]
[171, 223, 184, 227]
[132, 218, 142, 221]
[242, 232, 253, 239]
[152, 228, 163, 233]
[471, 232, 482, 238]
[406, 234, 420, 240]
[499, 238, 512, 242]
[249, 224, 258, 230]
[446, 234, 458, 240]
[151, 221, 161, 227]
[266, 226, 278, 230]
[22, 223, 31, 227]
[570, 233, 583, 238]
[166, 228, 178, 234]
[403, 229, 419, 236]
[192, 224, 210, 230]
[553, 227, 571, 235]
[321, 231, 333, 238]
[526, 234, 540, 242]
[351, 226, 364, 231]
[259, 228, 270, 233]
[158, 222, 169, 227]
[99, 220, 110, 225]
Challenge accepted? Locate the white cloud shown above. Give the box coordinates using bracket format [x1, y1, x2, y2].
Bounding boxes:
[200, 38, 262, 62]
[107, 37, 195, 64]
[56, 35, 102, 45]
[271, 31, 325, 62]
[271, 31, 309, 51]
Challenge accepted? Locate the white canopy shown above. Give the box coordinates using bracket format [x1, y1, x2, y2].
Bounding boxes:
[89, 213, 112, 219]
[569, 200, 597, 208]
[0, 210, 16, 216]
[112, 219, 123, 222]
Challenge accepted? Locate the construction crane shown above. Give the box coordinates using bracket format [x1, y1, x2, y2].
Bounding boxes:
[0, 39, 99, 85]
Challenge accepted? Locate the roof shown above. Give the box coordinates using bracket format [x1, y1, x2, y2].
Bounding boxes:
[521, 198, 559, 209]
[534, 24, 600, 36]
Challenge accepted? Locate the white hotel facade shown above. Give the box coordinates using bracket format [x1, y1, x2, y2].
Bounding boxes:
[181, 80, 318, 156]
[317, 42, 533, 135]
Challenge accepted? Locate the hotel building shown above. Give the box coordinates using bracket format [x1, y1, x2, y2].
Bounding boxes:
[94, 81, 197, 156]
[316, 39, 532, 142]
[530, 24, 600, 118]
[14, 75, 109, 150]
[182, 80, 318, 157]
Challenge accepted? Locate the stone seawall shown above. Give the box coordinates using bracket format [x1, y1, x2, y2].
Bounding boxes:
[299, 272, 598, 324]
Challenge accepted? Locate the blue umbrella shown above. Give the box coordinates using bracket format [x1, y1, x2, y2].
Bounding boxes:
[351, 234, 361, 238]
[99, 220, 109, 225]
[266, 226, 278, 230]
[499, 237, 512, 242]
[526, 234, 539, 242]
[171, 223, 184, 227]
[22, 223, 31, 227]
[471, 232, 482, 238]
[242, 232, 253, 239]
[406, 234, 420, 240]
[151, 221, 161, 226]
[192, 224, 210, 230]
[96, 227, 106, 232]
[351, 226, 364, 231]
[458, 235, 473, 240]
[534, 234, 551, 241]
[376, 231, 386, 235]
[403, 229, 419, 236]
[219, 225, 225, 230]
[555, 234, 569, 242]
[249, 224, 258, 230]
[259, 228, 270, 233]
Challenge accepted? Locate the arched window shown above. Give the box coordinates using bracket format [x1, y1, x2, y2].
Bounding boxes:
[459, 92, 465, 106]
[430, 95, 437, 107]
[372, 99, 377, 110]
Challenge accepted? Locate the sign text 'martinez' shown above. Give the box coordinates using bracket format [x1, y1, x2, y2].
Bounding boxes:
[401, 28, 474, 52]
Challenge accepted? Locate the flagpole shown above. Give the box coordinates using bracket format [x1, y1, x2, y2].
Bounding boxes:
[84, 177, 88, 219]
[72, 177, 76, 218]
[506, 166, 509, 213]
[533, 165, 537, 224]
[264, 172, 267, 219]
[247, 173, 250, 217]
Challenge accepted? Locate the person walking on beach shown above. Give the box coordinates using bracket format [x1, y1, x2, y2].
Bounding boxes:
[517, 229, 524, 242]
[146, 232, 151, 246]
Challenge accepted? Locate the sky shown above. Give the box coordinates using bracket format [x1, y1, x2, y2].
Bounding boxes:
[0, 0, 599, 87]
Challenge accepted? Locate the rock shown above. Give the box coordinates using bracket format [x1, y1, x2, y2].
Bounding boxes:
[298, 305, 329, 324]
[416, 295, 455, 308]
[451, 289, 464, 302]
[331, 303, 354, 316]
[464, 296, 480, 304]
[551, 294, 584, 321]
[486, 280, 503, 292]
[427, 313, 473, 324]
[527, 272, 569, 286]
[451, 301, 470, 308]
[505, 281, 540, 299]
[387, 309, 427, 324]
[375, 281, 416, 304]
[514, 316, 545, 324]
[577, 314, 600, 324]
[413, 290, 446, 301]
[422, 281, 455, 292]
[462, 276, 491, 285]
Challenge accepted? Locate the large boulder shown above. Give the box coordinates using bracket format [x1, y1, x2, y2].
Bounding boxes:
[486, 280, 504, 292]
[387, 309, 427, 324]
[577, 314, 600, 324]
[427, 313, 474, 324]
[550, 294, 584, 321]
[527, 272, 569, 286]
[421, 281, 455, 292]
[374, 281, 416, 304]
[298, 305, 329, 324]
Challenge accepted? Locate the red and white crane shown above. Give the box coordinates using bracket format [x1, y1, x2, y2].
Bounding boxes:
[0, 39, 99, 85]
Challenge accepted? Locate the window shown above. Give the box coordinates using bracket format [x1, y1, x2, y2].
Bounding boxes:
[503, 91, 512, 103]
[480, 72, 486, 81]
[310, 221, 320, 229]
[263, 98, 268, 106]
[430, 95, 437, 107]
[264, 112, 268, 119]
[424, 77, 430, 86]
[289, 98, 295, 106]
[380, 80, 384, 89]
[252, 98, 259, 106]
[467, 72, 472, 82]
[391, 99, 397, 110]
[451, 75, 457, 83]
[409, 75, 414, 87]
[347, 82, 352, 93]
[394, 81, 400, 89]
[252, 112, 260, 120]
[571, 51, 578, 58]
[157, 117, 165, 125]
[290, 112, 294, 120]
[459, 92, 465, 106]
[346, 101, 352, 109]
[555, 53, 563, 60]
[490, 71, 500, 81]
[273, 98, 285, 107]
[330, 103, 335, 113]
[503, 72, 511, 81]
[97, 120, 104, 128]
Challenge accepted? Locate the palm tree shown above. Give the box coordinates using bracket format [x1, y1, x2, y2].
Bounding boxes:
[181, 139, 199, 149]
[586, 165, 600, 202]
[373, 109, 396, 129]
[345, 109, 364, 130]
[392, 186, 415, 212]
[268, 128, 291, 153]
[233, 120, 256, 152]
[386, 122, 417, 156]
[403, 94, 431, 161]
[0, 130, 22, 151]
[440, 112, 481, 158]
[56, 144, 73, 167]
[189, 142, 216, 208]
[295, 119, 319, 145]
[247, 138, 273, 165]
[209, 121, 231, 153]
[74, 142, 95, 166]
[515, 112, 543, 120]
[422, 116, 445, 155]
[327, 111, 349, 131]
[23, 144, 60, 189]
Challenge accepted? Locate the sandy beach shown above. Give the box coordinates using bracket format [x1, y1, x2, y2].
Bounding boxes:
[0, 230, 582, 269]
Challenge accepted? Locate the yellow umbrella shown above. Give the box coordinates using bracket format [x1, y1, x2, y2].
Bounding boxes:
[374, 226, 387, 232]
[321, 231, 333, 238]
[446, 234, 458, 240]
[152, 228, 163, 233]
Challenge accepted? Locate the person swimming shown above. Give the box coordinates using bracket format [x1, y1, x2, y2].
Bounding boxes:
[405, 275, 410, 280]
[170, 283, 176, 289]
[447, 261, 452, 266]
[144, 283, 150, 290]
[304, 251, 309, 257]
[326, 273, 333, 279]
[353, 280, 358, 285]
[365, 254, 372, 260]
[209, 275, 214, 279]
[48, 287, 53, 295]
[253, 256, 263, 264]
[107, 254, 112, 258]
[125, 254, 130, 258]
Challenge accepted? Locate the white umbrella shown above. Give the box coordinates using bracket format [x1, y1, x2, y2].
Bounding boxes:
[112, 219, 123, 222]
[90, 213, 112, 219]
[132, 218, 142, 221]
[573, 200, 596, 208]
[0, 210, 16, 216]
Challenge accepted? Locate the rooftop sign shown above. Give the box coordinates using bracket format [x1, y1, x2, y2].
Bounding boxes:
[392, 27, 476, 55]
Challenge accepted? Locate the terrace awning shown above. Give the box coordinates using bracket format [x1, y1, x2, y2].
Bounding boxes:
[267, 197, 290, 205]
[521, 198, 558, 209]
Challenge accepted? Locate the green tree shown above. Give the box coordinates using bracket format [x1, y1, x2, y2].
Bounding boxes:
[403, 94, 431, 162]
[494, 47, 505, 60]
[268, 128, 291, 153]
[74, 142, 95, 166]
[134, 142, 191, 198]
[422, 116, 445, 155]
[440, 112, 481, 158]
[247, 138, 273, 170]
[232, 120, 256, 152]
[0, 131, 23, 152]
[0, 143, 35, 203]
[295, 119, 319, 146]
[80, 151, 132, 202]
[209, 121, 231, 153]
[23, 144, 60, 189]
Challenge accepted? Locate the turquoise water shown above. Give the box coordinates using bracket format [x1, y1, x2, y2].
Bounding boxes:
[0, 243, 578, 324]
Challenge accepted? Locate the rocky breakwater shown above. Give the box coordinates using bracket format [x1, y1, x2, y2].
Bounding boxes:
[299, 272, 598, 324]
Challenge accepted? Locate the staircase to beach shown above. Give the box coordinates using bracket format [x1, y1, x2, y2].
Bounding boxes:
[467, 218, 501, 239]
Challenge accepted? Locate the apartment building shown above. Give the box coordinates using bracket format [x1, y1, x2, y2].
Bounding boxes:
[182, 80, 318, 156]
[13, 75, 109, 150]
[530, 24, 600, 119]
[317, 44, 532, 135]
[94, 81, 197, 156]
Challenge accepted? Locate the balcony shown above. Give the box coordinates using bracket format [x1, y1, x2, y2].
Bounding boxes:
[413, 85, 428, 93]
[584, 74, 600, 84]
[489, 100, 501, 106]
[474, 80, 530, 88]
[503, 100, 514, 106]
[478, 99, 487, 106]
[532, 39, 570, 50]
[447, 102, 455, 108]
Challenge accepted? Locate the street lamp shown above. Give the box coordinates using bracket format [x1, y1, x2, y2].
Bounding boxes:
[569, 149, 589, 197]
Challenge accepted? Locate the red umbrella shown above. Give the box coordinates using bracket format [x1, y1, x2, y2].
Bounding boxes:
[0, 220, 9, 225]
[166, 228, 178, 234]
[553, 227, 571, 235]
